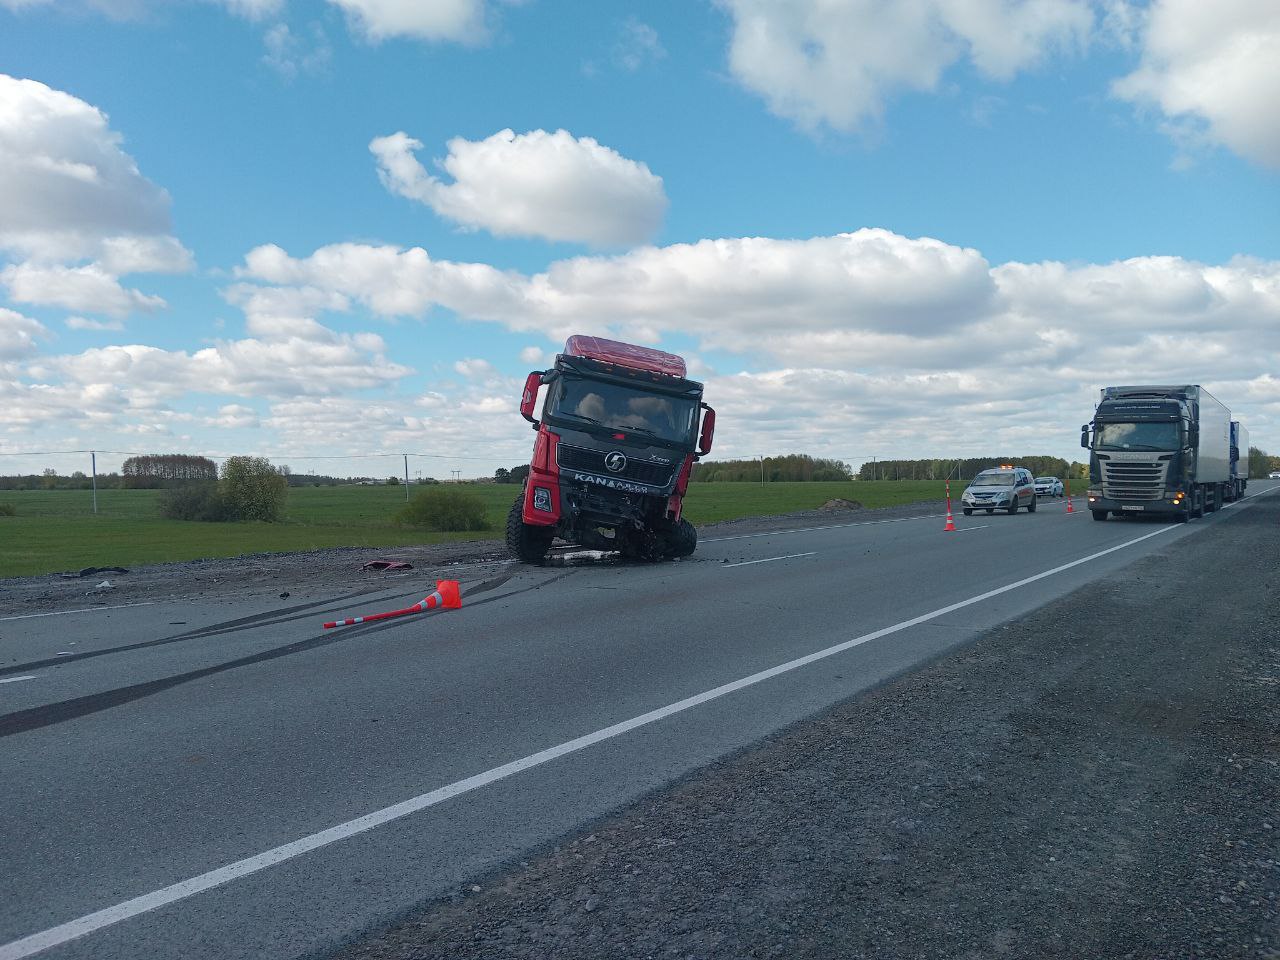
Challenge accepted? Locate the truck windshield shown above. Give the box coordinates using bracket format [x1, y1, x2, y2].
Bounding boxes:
[1095, 421, 1180, 451]
[549, 376, 698, 445]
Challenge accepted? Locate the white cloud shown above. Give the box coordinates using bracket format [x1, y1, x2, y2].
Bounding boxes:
[519, 345, 546, 365]
[454, 357, 497, 379]
[0, 307, 48, 359]
[238, 229, 998, 343]
[208, 403, 260, 428]
[261, 22, 332, 79]
[216, 0, 283, 19]
[65, 315, 124, 331]
[0, 74, 191, 266]
[2, 262, 166, 316]
[0, 0, 53, 9]
[327, 0, 488, 42]
[614, 18, 666, 71]
[370, 128, 667, 246]
[1112, 0, 1280, 169]
[715, 0, 1093, 133]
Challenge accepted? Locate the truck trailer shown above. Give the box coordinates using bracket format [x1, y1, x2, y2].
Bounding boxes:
[1082, 384, 1231, 522]
[1229, 420, 1249, 501]
[507, 335, 716, 563]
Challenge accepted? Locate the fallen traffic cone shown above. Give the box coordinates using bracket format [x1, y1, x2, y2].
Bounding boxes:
[323, 579, 462, 629]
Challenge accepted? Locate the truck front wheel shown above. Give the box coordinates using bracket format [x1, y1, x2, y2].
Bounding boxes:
[506, 495, 554, 563]
[1091, 510, 1108, 521]
[663, 518, 697, 558]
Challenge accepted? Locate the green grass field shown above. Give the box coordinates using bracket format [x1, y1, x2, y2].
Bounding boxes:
[0, 480, 948, 578]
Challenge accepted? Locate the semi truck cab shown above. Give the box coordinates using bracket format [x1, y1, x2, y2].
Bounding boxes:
[508, 335, 715, 562]
[1082, 385, 1230, 522]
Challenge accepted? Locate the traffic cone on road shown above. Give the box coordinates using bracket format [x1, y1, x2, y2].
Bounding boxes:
[1065, 476, 1075, 514]
[323, 579, 462, 628]
[944, 479, 957, 532]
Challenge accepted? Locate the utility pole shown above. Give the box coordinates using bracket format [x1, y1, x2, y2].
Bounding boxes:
[403, 454, 410, 502]
[759, 454, 765, 486]
[91, 450, 98, 515]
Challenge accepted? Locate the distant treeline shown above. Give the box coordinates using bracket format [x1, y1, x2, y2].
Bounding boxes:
[857, 457, 1087, 481]
[693, 455, 852, 483]
[691, 455, 1093, 482]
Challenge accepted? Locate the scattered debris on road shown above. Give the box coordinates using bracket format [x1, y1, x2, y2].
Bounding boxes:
[362, 560, 415, 571]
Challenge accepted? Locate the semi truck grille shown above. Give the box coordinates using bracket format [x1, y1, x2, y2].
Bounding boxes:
[557, 444, 674, 487]
[1100, 460, 1167, 501]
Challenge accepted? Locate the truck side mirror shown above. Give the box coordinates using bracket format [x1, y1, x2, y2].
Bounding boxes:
[1080, 425, 1089, 449]
[519, 371, 543, 424]
[698, 406, 716, 456]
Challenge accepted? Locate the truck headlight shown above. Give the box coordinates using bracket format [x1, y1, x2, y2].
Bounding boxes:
[532, 486, 553, 512]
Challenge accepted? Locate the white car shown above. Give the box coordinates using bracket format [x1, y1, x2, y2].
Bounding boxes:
[961, 467, 1037, 515]
[1270, 471, 1280, 479]
[1034, 476, 1065, 497]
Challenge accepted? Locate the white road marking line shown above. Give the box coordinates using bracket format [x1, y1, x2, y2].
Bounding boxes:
[0, 519, 1198, 960]
[703, 513, 937, 544]
[0, 675, 37, 685]
[0, 602, 157, 623]
[723, 552, 817, 568]
[952, 525, 989, 533]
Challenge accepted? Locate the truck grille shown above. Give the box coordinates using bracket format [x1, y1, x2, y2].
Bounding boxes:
[557, 444, 674, 487]
[1100, 460, 1167, 501]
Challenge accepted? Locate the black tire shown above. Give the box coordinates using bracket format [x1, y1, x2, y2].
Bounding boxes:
[1190, 488, 1204, 519]
[663, 518, 697, 558]
[1027, 494, 1037, 513]
[962, 508, 972, 516]
[1091, 510, 1108, 521]
[1007, 498, 1018, 515]
[505, 494, 553, 563]
[985, 508, 994, 515]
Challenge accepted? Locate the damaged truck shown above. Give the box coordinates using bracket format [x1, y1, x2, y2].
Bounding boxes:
[506, 335, 716, 563]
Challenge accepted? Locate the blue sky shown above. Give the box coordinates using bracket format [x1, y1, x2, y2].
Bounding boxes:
[1, 0, 1277, 479]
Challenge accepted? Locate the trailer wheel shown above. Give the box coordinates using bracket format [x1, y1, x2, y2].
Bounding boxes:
[506, 495, 554, 563]
[663, 518, 698, 558]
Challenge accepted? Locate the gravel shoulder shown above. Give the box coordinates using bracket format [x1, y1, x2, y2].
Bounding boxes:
[331, 498, 1280, 960]
[0, 500, 946, 615]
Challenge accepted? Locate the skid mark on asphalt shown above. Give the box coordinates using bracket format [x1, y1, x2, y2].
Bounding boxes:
[0, 585, 418, 678]
[0, 572, 576, 739]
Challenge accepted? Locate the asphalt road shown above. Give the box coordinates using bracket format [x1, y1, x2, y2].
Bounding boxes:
[1, 483, 1276, 960]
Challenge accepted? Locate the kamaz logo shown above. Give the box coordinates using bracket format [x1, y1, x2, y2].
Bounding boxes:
[604, 451, 627, 473]
[572, 472, 651, 494]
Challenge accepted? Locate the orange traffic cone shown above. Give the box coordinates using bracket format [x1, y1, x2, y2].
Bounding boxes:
[323, 579, 462, 628]
[1065, 476, 1074, 513]
[944, 479, 956, 531]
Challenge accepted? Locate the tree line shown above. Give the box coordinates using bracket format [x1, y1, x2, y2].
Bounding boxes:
[693, 454, 852, 483]
[855, 457, 1088, 481]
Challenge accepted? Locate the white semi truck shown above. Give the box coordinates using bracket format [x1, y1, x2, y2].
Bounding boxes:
[1082, 385, 1232, 522]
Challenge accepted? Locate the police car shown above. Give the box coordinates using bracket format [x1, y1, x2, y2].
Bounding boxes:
[961, 466, 1038, 515]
